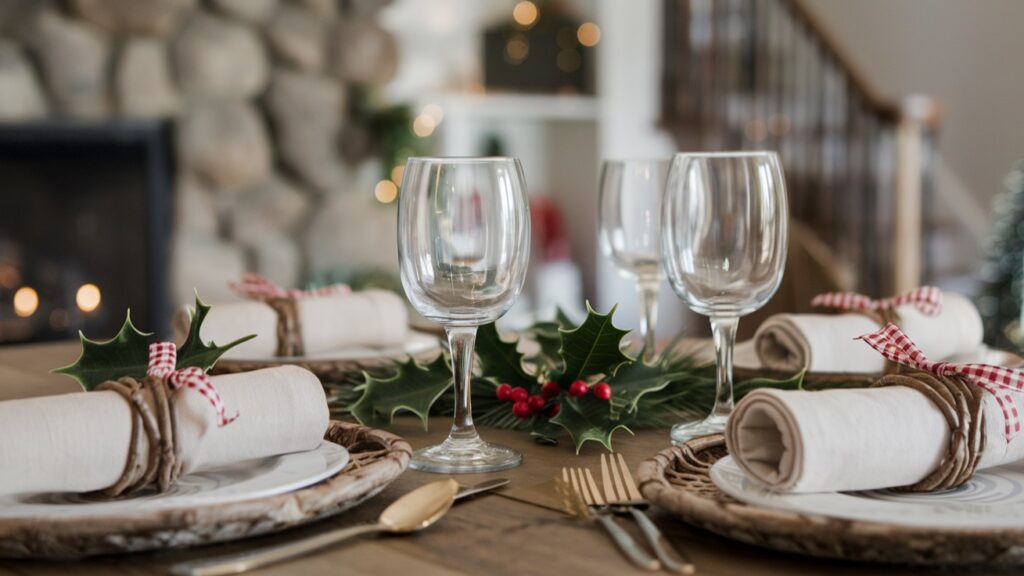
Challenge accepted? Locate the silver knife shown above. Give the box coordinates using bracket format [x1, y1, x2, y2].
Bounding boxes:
[455, 478, 510, 500]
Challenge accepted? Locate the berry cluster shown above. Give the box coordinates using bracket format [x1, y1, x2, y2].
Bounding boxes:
[495, 379, 611, 420]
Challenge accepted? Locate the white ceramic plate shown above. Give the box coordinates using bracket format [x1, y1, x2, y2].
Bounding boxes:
[225, 331, 440, 364]
[711, 455, 1024, 529]
[0, 441, 348, 519]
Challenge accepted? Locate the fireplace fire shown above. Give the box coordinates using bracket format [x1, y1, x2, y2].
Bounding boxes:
[0, 121, 173, 344]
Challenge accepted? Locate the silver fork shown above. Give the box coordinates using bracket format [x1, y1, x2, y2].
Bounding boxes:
[562, 467, 660, 571]
[601, 453, 695, 575]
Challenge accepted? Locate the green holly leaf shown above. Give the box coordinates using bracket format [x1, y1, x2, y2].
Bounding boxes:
[53, 311, 154, 390]
[176, 295, 257, 372]
[550, 395, 633, 453]
[558, 302, 632, 385]
[54, 295, 255, 390]
[607, 356, 702, 418]
[349, 355, 453, 430]
[475, 322, 535, 388]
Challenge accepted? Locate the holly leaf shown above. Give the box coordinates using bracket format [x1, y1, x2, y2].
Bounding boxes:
[53, 312, 154, 390]
[475, 322, 535, 388]
[558, 302, 632, 385]
[176, 295, 257, 372]
[550, 395, 633, 453]
[607, 356, 702, 418]
[349, 355, 453, 430]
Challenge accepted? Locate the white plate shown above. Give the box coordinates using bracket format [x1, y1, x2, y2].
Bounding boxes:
[225, 331, 440, 364]
[0, 441, 348, 519]
[711, 455, 1024, 529]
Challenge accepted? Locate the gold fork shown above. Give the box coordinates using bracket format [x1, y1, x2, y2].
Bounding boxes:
[562, 467, 660, 571]
[601, 453, 695, 574]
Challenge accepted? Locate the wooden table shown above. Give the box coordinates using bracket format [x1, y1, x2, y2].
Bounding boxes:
[0, 342, 991, 575]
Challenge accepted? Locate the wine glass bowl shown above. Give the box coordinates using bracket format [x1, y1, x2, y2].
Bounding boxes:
[598, 159, 669, 358]
[661, 151, 788, 443]
[398, 157, 531, 473]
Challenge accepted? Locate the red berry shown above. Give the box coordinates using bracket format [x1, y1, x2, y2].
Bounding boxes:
[593, 382, 612, 401]
[527, 395, 545, 413]
[568, 380, 589, 397]
[541, 381, 561, 398]
[511, 386, 529, 403]
[495, 383, 513, 402]
[512, 401, 532, 419]
[546, 402, 561, 417]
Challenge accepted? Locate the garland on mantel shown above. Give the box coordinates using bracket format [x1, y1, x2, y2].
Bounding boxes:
[331, 304, 806, 452]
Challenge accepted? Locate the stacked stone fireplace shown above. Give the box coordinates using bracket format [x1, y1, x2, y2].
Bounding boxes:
[0, 0, 401, 308]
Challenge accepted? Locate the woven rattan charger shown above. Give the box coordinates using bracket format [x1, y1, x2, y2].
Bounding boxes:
[635, 429, 1024, 566]
[0, 421, 411, 559]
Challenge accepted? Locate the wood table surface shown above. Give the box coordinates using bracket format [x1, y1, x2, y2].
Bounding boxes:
[0, 342, 1003, 576]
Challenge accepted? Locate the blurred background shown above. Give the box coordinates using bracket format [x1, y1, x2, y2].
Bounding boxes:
[2, 0, 1024, 351]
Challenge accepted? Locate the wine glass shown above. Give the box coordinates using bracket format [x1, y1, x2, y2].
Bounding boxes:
[661, 151, 788, 443]
[398, 157, 531, 473]
[599, 160, 669, 360]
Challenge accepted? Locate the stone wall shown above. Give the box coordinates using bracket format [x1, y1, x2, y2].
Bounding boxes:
[0, 0, 397, 304]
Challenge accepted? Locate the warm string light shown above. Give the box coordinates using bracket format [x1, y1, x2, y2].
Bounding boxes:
[76, 283, 101, 313]
[13, 286, 38, 318]
[391, 164, 406, 185]
[374, 180, 398, 204]
[512, 1, 538, 28]
[577, 22, 601, 47]
[504, 35, 529, 64]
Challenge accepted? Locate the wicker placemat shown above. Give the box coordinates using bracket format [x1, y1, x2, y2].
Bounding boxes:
[636, 434, 1024, 566]
[0, 421, 411, 559]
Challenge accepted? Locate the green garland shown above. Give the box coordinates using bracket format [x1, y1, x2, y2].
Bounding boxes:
[331, 304, 805, 452]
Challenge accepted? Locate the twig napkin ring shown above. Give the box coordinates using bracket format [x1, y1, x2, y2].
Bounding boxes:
[95, 343, 238, 497]
[813, 286, 942, 372]
[229, 274, 350, 357]
[858, 323, 1024, 491]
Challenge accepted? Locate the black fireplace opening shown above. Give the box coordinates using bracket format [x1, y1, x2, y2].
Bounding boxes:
[0, 121, 175, 345]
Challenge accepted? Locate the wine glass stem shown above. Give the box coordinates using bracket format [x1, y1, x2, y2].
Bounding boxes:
[709, 316, 738, 420]
[637, 279, 659, 360]
[446, 326, 479, 441]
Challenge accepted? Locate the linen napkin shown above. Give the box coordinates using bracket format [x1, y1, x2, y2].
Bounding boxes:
[173, 289, 410, 359]
[0, 365, 329, 495]
[725, 386, 1024, 493]
[752, 292, 983, 372]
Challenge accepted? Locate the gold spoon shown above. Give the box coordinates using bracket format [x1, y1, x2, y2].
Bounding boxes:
[172, 479, 460, 576]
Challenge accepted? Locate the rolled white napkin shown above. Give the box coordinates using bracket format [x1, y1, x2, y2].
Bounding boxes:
[753, 292, 983, 372]
[174, 290, 410, 358]
[726, 386, 1024, 493]
[0, 365, 329, 495]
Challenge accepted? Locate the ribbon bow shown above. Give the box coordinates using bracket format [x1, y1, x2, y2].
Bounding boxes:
[811, 286, 942, 316]
[858, 323, 1023, 440]
[147, 342, 238, 427]
[229, 273, 350, 301]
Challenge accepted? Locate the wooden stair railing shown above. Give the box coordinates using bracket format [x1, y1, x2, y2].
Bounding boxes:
[660, 0, 941, 296]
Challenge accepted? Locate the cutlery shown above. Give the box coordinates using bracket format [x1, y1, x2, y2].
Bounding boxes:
[562, 467, 660, 571]
[602, 453, 695, 574]
[171, 479, 460, 576]
[456, 478, 510, 500]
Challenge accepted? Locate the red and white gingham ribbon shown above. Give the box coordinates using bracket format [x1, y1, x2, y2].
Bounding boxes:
[811, 286, 942, 316]
[858, 323, 1023, 440]
[229, 273, 350, 301]
[147, 342, 238, 427]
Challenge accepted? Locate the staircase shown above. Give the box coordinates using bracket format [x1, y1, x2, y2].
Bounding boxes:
[660, 0, 942, 296]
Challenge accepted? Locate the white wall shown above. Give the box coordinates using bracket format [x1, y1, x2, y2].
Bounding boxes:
[804, 0, 1024, 208]
[595, 0, 691, 338]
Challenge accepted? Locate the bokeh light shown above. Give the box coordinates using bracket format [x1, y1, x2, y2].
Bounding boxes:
[374, 180, 398, 203]
[577, 22, 601, 47]
[13, 286, 38, 318]
[512, 1, 538, 28]
[76, 283, 101, 313]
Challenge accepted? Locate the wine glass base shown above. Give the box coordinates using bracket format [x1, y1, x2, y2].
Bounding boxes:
[409, 435, 523, 474]
[670, 414, 729, 444]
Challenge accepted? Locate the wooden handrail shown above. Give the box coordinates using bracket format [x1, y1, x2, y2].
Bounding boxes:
[785, 0, 941, 127]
